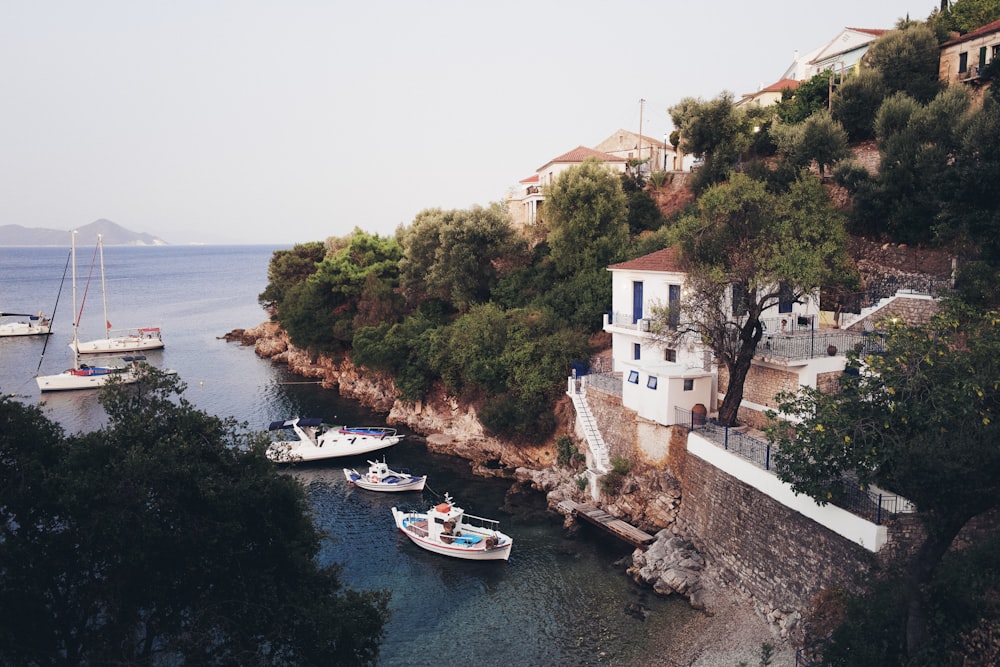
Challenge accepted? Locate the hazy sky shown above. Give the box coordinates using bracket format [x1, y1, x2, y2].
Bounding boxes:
[1, 1, 930, 245]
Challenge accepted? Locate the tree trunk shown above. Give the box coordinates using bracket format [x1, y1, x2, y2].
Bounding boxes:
[904, 519, 965, 658]
[717, 319, 764, 426]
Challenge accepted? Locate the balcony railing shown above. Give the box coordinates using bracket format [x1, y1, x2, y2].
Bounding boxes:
[758, 330, 883, 360]
[674, 407, 914, 525]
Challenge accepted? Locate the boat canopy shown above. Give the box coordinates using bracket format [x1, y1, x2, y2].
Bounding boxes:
[269, 417, 324, 431]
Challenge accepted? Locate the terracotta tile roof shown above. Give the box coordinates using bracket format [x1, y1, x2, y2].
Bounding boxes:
[847, 27, 888, 37]
[763, 78, 800, 92]
[608, 246, 683, 272]
[538, 145, 626, 171]
[520, 174, 539, 184]
[941, 18, 1000, 47]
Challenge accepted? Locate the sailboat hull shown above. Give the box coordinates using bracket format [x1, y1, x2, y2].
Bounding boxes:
[36, 365, 139, 392]
[75, 336, 164, 354]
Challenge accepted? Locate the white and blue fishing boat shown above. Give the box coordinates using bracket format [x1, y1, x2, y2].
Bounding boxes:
[391, 493, 513, 561]
[344, 458, 426, 492]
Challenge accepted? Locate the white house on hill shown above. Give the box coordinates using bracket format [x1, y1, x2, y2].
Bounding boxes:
[603, 247, 839, 428]
[603, 247, 715, 426]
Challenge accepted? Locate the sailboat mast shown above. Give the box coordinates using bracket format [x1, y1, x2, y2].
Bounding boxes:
[71, 230, 79, 362]
[98, 234, 110, 340]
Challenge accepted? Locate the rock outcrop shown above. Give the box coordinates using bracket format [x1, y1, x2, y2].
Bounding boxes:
[227, 322, 557, 472]
[629, 528, 707, 610]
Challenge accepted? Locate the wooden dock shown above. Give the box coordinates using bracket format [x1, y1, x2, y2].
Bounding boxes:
[556, 500, 656, 548]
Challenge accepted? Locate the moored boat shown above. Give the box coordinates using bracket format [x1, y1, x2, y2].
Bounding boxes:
[0, 312, 51, 337]
[36, 355, 146, 392]
[74, 235, 164, 354]
[344, 458, 426, 492]
[391, 493, 513, 561]
[266, 417, 402, 463]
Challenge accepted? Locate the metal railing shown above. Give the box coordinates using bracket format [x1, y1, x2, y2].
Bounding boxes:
[836, 275, 951, 314]
[675, 407, 913, 525]
[757, 330, 883, 360]
[585, 371, 622, 397]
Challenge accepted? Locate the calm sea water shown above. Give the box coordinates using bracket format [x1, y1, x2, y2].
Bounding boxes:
[0, 244, 700, 666]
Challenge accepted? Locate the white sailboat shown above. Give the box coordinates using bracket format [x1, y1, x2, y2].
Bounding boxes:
[36, 232, 145, 392]
[73, 234, 164, 355]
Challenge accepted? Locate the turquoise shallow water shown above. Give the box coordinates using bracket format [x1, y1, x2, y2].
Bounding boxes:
[0, 244, 701, 665]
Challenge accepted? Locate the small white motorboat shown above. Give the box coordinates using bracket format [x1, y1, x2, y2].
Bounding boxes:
[266, 417, 402, 463]
[391, 493, 513, 561]
[344, 458, 426, 492]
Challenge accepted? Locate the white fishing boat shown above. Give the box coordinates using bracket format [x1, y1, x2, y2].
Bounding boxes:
[0, 312, 51, 337]
[35, 232, 145, 392]
[266, 417, 402, 463]
[391, 493, 513, 561]
[74, 234, 164, 355]
[344, 458, 426, 492]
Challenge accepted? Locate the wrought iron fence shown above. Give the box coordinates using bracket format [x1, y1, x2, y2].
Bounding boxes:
[837, 275, 952, 314]
[757, 330, 884, 360]
[674, 407, 913, 525]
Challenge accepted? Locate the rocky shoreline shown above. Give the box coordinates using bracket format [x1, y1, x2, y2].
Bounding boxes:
[225, 322, 799, 665]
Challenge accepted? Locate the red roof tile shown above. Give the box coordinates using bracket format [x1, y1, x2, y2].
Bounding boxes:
[941, 18, 1000, 47]
[520, 174, 540, 184]
[538, 146, 627, 171]
[608, 247, 683, 272]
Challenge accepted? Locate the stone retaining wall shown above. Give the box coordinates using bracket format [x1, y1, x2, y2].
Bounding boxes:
[673, 444, 876, 617]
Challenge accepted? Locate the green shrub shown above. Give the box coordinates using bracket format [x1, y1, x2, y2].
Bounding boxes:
[556, 435, 585, 468]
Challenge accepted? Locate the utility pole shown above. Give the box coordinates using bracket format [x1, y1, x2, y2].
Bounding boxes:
[638, 98, 645, 163]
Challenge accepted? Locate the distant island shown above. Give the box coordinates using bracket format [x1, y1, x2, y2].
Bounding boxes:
[0, 219, 167, 246]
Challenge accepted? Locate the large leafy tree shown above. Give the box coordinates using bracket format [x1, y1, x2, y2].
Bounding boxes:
[668, 93, 747, 191]
[931, 0, 1000, 34]
[662, 173, 850, 426]
[542, 158, 629, 277]
[769, 303, 1000, 661]
[258, 241, 326, 311]
[0, 368, 390, 666]
[280, 228, 402, 352]
[863, 24, 942, 104]
[839, 86, 972, 243]
[398, 204, 526, 312]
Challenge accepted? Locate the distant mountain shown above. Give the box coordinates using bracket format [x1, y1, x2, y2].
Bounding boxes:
[0, 219, 168, 246]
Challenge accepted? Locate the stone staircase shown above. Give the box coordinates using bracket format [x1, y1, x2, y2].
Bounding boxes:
[567, 378, 611, 474]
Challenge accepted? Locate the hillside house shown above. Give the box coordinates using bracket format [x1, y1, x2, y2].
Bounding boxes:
[593, 129, 680, 174]
[507, 146, 627, 229]
[735, 78, 800, 108]
[939, 18, 1000, 85]
[601, 247, 846, 428]
[781, 27, 886, 82]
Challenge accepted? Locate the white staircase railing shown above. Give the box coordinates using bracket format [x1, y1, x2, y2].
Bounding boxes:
[567, 376, 611, 473]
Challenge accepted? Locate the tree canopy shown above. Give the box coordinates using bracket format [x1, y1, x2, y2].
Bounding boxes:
[542, 158, 629, 277]
[663, 173, 850, 425]
[397, 204, 526, 313]
[769, 302, 1000, 660]
[279, 228, 403, 353]
[0, 368, 390, 666]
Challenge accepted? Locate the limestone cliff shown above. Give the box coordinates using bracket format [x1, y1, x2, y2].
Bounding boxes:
[224, 322, 558, 474]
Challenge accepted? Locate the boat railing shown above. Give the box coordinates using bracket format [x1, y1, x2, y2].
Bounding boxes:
[403, 516, 429, 537]
[340, 426, 398, 437]
[461, 513, 501, 533]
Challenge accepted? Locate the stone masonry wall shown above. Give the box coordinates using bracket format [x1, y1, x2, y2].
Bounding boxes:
[846, 296, 941, 332]
[673, 447, 876, 615]
[740, 364, 800, 410]
[585, 385, 638, 465]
